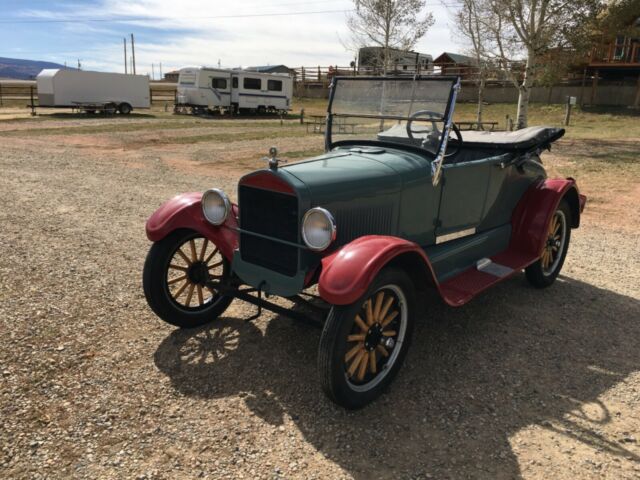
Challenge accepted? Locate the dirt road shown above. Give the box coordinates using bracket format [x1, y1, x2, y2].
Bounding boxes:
[1, 114, 639, 479]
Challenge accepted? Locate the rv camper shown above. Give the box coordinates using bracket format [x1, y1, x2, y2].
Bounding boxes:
[176, 67, 292, 115]
[36, 69, 150, 114]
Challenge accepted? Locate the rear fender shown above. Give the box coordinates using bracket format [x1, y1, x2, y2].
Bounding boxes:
[145, 192, 239, 261]
[318, 236, 438, 306]
[511, 178, 585, 257]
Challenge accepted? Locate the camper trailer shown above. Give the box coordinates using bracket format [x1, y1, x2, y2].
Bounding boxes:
[36, 69, 150, 114]
[176, 67, 292, 115]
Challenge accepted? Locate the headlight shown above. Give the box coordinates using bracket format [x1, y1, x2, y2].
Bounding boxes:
[302, 207, 336, 251]
[202, 188, 231, 225]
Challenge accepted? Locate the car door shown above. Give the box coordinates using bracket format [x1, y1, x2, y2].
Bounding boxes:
[435, 154, 507, 240]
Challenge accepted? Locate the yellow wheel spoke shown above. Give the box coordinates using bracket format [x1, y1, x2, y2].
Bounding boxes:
[382, 330, 397, 337]
[373, 291, 384, 323]
[345, 343, 363, 362]
[204, 247, 219, 264]
[189, 239, 198, 262]
[365, 299, 374, 326]
[354, 314, 368, 333]
[369, 349, 377, 374]
[381, 310, 398, 328]
[208, 261, 223, 270]
[347, 334, 365, 342]
[376, 345, 389, 357]
[197, 285, 204, 305]
[168, 274, 187, 285]
[357, 352, 368, 381]
[177, 248, 192, 265]
[348, 350, 366, 377]
[174, 280, 190, 298]
[378, 296, 394, 325]
[199, 238, 208, 261]
[169, 264, 188, 272]
[185, 283, 196, 306]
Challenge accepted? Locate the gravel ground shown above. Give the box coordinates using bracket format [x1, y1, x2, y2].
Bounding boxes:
[1, 116, 639, 479]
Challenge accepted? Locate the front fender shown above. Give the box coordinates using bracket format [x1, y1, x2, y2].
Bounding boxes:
[145, 192, 239, 261]
[318, 235, 438, 305]
[510, 178, 586, 257]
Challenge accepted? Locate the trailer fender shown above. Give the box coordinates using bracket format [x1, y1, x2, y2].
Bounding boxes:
[318, 235, 438, 306]
[510, 177, 586, 257]
[145, 192, 239, 261]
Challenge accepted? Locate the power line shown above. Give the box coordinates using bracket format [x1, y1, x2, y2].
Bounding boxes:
[0, 3, 461, 24]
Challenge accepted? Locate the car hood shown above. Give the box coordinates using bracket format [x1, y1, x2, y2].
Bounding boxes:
[282, 150, 403, 205]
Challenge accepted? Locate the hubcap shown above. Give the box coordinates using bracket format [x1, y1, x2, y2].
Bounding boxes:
[165, 236, 225, 309]
[343, 285, 407, 391]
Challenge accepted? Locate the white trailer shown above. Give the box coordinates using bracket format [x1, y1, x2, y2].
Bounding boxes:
[176, 67, 292, 115]
[36, 69, 150, 114]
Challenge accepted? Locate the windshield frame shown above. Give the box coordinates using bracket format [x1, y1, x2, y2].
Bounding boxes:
[324, 75, 460, 152]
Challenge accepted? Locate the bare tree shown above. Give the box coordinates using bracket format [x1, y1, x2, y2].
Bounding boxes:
[455, 0, 492, 123]
[347, 0, 435, 74]
[455, 0, 599, 129]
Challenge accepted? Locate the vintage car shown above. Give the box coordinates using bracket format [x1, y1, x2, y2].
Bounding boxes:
[143, 76, 586, 409]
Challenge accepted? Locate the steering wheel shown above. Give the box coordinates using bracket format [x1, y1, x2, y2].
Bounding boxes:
[406, 110, 463, 157]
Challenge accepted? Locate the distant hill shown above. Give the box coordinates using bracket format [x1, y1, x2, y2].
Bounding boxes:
[0, 57, 67, 80]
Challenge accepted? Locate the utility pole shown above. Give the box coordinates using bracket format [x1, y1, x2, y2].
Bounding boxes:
[159, 62, 163, 80]
[130, 33, 137, 75]
[151, 63, 155, 80]
[77, 59, 81, 70]
[124, 37, 128, 74]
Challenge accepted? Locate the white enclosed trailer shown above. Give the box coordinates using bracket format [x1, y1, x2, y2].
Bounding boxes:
[176, 67, 292, 114]
[36, 69, 150, 114]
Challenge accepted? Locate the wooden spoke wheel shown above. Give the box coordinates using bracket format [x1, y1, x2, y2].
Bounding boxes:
[165, 236, 225, 310]
[525, 199, 572, 288]
[318, 268, 415, 409]
[143, 229, 233, 328]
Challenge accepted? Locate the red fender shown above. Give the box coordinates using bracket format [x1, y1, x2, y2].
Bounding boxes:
[145, 192, 239, 261]
[318, 236, 439, 306]
[510, 177, 586, 258]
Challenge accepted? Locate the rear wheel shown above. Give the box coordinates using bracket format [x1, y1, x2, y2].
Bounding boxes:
[118, 102, 132, 115]
[318, 268, 415, 409]
[143, 229, 233, 328]
[525, 199, 572, 288]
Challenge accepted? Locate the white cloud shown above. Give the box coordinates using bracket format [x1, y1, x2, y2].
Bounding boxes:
[15, 0, 465, 75]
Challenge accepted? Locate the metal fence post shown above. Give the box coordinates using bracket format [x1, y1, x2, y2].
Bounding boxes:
[30, 86, 36, 115]
[0, 83, 3, 107]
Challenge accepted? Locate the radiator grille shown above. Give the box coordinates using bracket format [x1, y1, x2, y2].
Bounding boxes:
[239, 185, 299, 277]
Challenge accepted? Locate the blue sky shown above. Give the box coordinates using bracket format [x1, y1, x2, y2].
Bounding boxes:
[0, 0, 462, 77]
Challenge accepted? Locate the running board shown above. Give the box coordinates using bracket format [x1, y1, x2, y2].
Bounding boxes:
[438, 250, 536, 307]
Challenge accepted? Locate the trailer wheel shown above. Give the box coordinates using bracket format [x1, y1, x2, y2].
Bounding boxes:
[118, 103, 132, 115]
[103, 103, 117, 115]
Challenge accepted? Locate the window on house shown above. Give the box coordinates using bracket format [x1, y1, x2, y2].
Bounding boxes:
[243, 77, 261, 90]
[267, 80, 283, 91]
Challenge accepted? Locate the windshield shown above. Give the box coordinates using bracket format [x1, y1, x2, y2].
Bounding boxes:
[326, 77, 458, 151]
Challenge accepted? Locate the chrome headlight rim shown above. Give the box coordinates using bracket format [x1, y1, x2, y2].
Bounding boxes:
[202, 188, 231, 226]
[301, 207, 337, 252]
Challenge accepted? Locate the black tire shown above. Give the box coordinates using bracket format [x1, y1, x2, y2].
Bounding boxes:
[143, 229, 233, 328]
[525, 199, 572, 288]
[318, 267, 415, 409]
[118, 103, 132, 115]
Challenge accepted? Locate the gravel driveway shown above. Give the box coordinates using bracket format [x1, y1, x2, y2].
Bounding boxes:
[1, 117, 639, 479]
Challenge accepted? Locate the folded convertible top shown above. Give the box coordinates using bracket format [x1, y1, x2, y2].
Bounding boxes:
[377, 125, 565, 152]
[454, 126, 565, 151]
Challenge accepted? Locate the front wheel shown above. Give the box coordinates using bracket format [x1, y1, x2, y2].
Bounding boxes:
[525, 199, 572, 288]
[318, 268, 415, 409]
[143, 229, 233, 328]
